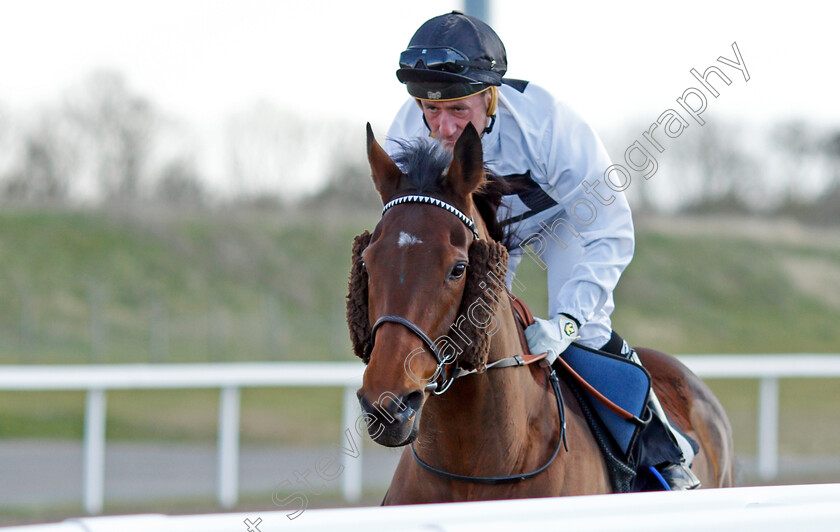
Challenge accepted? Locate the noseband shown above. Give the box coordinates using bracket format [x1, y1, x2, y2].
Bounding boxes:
[371, 314, 457, 394]
[369, 194, 478, 395]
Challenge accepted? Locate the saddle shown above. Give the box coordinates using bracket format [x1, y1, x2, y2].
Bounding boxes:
[510, 296, 650, 492]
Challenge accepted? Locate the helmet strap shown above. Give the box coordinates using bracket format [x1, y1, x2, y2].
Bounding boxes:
[483, 114, 496, 135]
[483, 86, 497, 134]
[422, 113, 434, 137]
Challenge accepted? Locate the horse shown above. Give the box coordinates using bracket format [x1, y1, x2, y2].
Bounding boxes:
[347, 122, 734, 504]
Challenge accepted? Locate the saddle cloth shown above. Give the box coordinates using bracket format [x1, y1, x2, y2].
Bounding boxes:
[510, 297, 650, 457]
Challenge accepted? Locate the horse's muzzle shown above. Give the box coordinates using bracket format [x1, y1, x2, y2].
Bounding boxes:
[357, 390, 425, 447]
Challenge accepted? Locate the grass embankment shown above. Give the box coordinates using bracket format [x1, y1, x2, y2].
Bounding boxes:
[0, 207, 376, 364]
[0, 209, 839, 456]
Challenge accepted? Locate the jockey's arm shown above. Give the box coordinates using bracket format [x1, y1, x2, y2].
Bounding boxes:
[526, 100, 635, 351]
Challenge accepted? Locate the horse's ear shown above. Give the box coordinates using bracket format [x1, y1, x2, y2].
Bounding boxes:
[447, 122, 484, 198]
[366, 123, 401, 203]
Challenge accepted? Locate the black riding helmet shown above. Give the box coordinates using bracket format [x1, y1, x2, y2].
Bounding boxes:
[397, 11, 507, 101]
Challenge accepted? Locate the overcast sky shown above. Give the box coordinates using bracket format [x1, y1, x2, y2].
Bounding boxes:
[1, 0, 837, 197]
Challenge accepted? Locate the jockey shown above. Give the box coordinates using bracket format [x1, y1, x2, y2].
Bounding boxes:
[385, 11, 700, 491]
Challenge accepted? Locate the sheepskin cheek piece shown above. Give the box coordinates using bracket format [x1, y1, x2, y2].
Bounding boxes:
[346, 231, 372, 362]
[345, 230, 509, 371]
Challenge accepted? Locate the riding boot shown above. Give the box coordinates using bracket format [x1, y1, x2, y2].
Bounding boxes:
[645, 386, 701, 490]
[621, 348, 700, 490]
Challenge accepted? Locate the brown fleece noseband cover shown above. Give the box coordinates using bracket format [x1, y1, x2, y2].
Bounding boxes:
[346, 231, 509, 371]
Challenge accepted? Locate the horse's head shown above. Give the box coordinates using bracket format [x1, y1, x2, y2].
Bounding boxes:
[347, 123, 509, 447]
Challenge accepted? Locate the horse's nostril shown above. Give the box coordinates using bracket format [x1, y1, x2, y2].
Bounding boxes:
[358, 393, 378, 418]
[357, 388, 427, 433]
[390, 391, 424, 424]
[393, 406, 416, 425]
[405, 391, 425, 413]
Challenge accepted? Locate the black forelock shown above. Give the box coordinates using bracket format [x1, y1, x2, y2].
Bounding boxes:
[389, 137, 452, 196]
[388, 138, 512, 247]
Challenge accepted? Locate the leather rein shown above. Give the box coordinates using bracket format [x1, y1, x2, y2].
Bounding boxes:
[370, 194, 568, 484]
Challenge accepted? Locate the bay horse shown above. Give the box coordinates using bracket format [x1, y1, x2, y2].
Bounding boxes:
[348, 122, 734, 504]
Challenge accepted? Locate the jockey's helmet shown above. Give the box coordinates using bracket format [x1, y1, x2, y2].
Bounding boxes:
[397, 11, 507, 102]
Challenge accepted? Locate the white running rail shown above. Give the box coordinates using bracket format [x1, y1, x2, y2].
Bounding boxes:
[0, 355, 838, 515]
[3, 483, 840, 531]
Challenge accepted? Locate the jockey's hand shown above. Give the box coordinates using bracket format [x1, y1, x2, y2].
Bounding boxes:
[525, 314, 580, 365]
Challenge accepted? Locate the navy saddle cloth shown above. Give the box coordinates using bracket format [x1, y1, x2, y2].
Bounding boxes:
[560, 343, 651, 456]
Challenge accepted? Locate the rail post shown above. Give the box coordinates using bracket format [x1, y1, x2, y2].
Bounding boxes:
[83, 388, 107, 515]
[217, 386, 241, 509]
[757, 377, 779, 480]
[341, 385, 363, 502]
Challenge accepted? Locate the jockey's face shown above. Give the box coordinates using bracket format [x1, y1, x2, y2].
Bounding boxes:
[419, 91, 491, 152]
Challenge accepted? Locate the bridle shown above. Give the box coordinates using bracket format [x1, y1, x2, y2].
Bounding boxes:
[381, 194, 479, 239]
[369, 194, 478, 395]
[371, 314, 460, 395]
[366, 193, 568, 484]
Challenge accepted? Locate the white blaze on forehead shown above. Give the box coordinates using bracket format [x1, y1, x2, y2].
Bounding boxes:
[397, 231, 423, 248]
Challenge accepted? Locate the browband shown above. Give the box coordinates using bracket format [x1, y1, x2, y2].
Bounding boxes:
[382, 195, 479, 240]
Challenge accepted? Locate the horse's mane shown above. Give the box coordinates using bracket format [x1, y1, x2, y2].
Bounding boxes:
[390, 138, 511, 245]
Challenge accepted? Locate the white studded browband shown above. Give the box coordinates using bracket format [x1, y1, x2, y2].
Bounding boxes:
[382, 195, 479, 240]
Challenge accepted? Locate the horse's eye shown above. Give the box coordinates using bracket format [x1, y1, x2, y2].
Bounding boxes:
[448, 262, 467, 281]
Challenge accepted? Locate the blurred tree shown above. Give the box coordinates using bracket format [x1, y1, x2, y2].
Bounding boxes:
[64, 70, 157, 202]
[771, 120, 826, 203]
[794, 129, 840, 224]
[0, 102, 8, 148]
[600, 124, 658, 213]
[303, 120, 374, 210]
[1, 112, 78, 203]
[604, 119, 761, 214]
[670, 120, 759, 213]
[821, 130, 840, 185]
[773, 120, 816, 159]
[153, 157, 207, 207]
[225, 101, 335, 202]
[305, 158, 379, 210]
[812, 183, 840, 224]
[771, 122, 840, 223]
[3, 136, 67, 202]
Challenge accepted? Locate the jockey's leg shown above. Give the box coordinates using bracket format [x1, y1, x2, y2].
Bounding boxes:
[627, 350, 696, 464]
[601, 332, 701, 490]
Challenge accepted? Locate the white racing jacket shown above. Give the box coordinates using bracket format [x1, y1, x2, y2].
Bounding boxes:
[385, 80, 635, 350]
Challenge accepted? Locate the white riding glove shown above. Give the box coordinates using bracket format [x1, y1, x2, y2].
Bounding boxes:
[524, 314, 580, 365]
